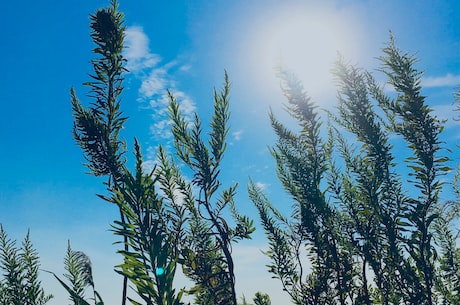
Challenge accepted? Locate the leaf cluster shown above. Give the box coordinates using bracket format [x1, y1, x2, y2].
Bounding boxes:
[110, 140, 186, 305]
[238, 292, 271, 305]
[251, 36, 459, 305]
[167, 73, 255, 305]
[251, 68, 355, 305]
[0, 225, 53, 305]
[46, 242, 104, 305]
[69, 2, 258, 304]
[71, 0, 127, 182]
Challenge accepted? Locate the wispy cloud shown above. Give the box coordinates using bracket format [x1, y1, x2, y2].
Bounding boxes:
[124, 26, 196, 160]
[124, 26, 161, 72]
[229, 129, 244, 146]
[232, 129, 243, 141]
[422, 73, 460, 88]
[254, 181, 269, 192]
[139, 68, 168, 97]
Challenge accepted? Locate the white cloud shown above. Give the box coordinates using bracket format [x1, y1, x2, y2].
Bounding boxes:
[232, 129, 243, 141]
[422, 73, 460, 88]
[168, 90, 197, 119]
[124, 26, 197, 160]
[255, 181, 269, 191]
[150, 119, 171, 136]
[140, 69, 168, 97]
[179, 64, 192, 72]
[124, 26, 161, 72]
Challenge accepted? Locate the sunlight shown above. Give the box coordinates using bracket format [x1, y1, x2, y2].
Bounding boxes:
[243, 4, 365, 104]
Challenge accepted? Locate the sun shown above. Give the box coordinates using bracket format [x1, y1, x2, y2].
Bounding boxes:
[243, 3, 365, 104]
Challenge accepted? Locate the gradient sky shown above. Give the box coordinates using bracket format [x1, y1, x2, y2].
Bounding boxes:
[1, 0, 460, 304]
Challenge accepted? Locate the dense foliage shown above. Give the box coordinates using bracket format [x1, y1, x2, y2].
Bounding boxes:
[0, 226, 53, 305]
[70, 1, 256, 305]
[249, 36, 460, 305]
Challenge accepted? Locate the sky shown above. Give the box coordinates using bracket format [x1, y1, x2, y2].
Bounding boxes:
[1, 0, 460, 304]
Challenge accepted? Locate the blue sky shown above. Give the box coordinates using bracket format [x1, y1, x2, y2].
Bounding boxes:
[1, 0, 460, 304]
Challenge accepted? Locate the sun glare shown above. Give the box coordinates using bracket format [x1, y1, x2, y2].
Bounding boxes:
[243, 4, 365, 104]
